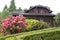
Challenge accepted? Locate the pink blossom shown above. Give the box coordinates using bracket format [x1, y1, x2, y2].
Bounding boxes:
[12, 17, 17, 20]
[17, 26, 21, 32]
[1, 15, 28, 34]
[1, 30, 4, 32]
[18, 15, 25, 21]
[16, 16, 19, 19]
[1, 23, 6, 28]
[8, 15, 13, 18]
[22, 23, 27, 27]
[6, 24, 10, 27]
[10, 28, 13, 30]
[4, 21, 11, 27]
[17, 26, 21, 29]
[9, 23, 12, 26]
[11, 21, 16, 24]
[24, 24, 27, 27]
[14, 19, 17, 22]
[2, 18, 10, 23]
[18, 21, 24, 24]
[5, 20, 11, 24]
[19, 17, 25, 21]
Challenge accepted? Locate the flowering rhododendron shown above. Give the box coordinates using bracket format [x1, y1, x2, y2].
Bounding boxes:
[0, 15, 28, 34]
[17, 26, 21, 32]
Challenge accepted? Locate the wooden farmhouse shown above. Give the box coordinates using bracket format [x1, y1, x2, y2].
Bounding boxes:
[12, 5, 55, 27]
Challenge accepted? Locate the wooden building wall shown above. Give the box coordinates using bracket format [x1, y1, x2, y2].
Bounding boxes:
[24, 15, 55, 27]
[28, 7, 49, 14]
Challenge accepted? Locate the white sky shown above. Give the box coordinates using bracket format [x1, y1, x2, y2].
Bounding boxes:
[0, 0, 60, 14]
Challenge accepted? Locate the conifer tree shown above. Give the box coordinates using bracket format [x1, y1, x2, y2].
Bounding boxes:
[3, 5, 8, 11]
[9, 0, 16, 12]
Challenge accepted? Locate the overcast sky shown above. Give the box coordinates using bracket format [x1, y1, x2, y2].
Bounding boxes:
[0, 0, 60, 14]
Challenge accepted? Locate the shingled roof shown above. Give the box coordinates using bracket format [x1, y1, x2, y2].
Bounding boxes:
[25, 5, 52, 13]
[12, 11, 55, 17]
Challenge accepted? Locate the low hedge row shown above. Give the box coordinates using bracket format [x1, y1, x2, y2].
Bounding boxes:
[0, 27, 60, 40]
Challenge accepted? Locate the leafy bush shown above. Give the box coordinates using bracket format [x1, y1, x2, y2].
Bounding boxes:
[26, 19, 49, 31]
[0, 15, 28, 35]
[23, 27, 60, 40]
[1, 9, 10, 19]
[54, 13, 60, 26]
[32, 21, 49, 30]
[0, 27, 60, 40]
[26, 19, 39, 31]
[0, 15, 49, 35]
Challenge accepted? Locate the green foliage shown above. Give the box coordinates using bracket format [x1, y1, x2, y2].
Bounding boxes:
[3, 5, 8, 11]
[0, 12, 2, 20]
[9, 0, 16, 12]
[0, 27, 60, 40]
[23, 8, 28, 12]
[0, 33, 4, 37]
[32, 21, 49, 30]
[5, 37, 16, 40]
[16, 7, 22, 11]
[26, 19, 39, 30]
[1, 8, 10, 19]
[26, 19, 49, 31]
[55, 13, 60, 25]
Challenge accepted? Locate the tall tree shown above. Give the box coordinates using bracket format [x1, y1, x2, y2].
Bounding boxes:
[3, 5, 8, 11]
[17, 7, 22, 11]
[9, 0, 16, 12]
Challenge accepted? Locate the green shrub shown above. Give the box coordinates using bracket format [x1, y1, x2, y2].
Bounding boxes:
[54, 13, 60, 25]
[23, 27, 60, 40]
[26, 19, 49, 31]
[32, 21, 49, 30]
[5, 37, 16, 40]
[0, 27, 60, 40]
[26, 19, 39, 31]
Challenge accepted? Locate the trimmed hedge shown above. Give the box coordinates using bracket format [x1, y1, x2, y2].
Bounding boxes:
[26, 19, 49, 31]
[0, 27, 60, 40]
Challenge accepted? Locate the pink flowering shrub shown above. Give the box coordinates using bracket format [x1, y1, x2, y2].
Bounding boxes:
[0, 15, 28, 34]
